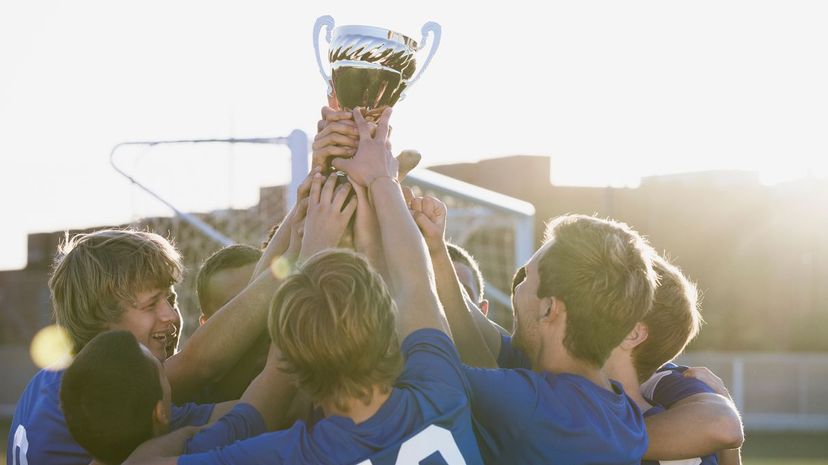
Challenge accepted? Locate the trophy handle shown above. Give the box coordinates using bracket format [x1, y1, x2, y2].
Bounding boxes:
[405, 21, 442, 90]
[313, 15, 335, 94]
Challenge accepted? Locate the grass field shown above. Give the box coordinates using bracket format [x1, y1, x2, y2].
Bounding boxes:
[1, 417, 826, 464]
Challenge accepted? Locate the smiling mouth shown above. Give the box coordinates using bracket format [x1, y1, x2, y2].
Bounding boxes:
[152, 326, 178, 347]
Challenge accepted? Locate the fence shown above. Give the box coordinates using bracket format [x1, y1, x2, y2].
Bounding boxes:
[678, 351, 828, 431]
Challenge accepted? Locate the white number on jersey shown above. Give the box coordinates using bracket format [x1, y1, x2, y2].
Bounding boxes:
[357, 424, 467, 465]
[12, 425, 29, 465]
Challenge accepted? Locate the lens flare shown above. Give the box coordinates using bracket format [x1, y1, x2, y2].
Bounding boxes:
[30, 325, 73, 370]
[270, 256, 292, 280]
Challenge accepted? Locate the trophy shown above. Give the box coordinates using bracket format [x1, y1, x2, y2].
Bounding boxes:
[313, 16, 442, 112]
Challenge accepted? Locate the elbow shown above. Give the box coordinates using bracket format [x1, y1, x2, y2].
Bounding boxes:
[712, 409, 745, 449]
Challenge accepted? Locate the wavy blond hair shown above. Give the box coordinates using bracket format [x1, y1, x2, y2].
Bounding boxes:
[268, 249, 402, 412]
[49, 229, 182, 354]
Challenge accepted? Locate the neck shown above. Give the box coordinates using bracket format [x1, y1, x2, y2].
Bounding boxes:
[321, 384, 392, 424]
[536, 341, 613, 391]
[605, 353, 652, 411]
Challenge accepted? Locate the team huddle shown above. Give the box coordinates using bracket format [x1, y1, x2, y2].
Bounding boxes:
[8, 106, 744, 465]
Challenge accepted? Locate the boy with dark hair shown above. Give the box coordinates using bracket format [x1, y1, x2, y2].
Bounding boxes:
[195, 244, 270, 403]
[196, 244, 262, 323]
[61, 330, 296, 465]
[61, 331, 169, 465]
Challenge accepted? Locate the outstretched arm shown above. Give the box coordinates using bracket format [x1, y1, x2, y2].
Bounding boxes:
[407, 193, 497, 367]
[332, 107, 448, 338]
[238, 343, 299, 431]
[165, 267, 283, 403]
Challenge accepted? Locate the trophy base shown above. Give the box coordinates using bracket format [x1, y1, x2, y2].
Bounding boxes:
[332, 61, 404, 110]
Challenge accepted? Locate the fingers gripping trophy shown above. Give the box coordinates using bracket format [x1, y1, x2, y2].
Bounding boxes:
[312, 16, 441, 178]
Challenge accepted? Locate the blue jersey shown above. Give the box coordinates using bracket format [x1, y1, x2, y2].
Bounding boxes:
[186, 403, 266, 454]
[641, 362, 716, 408]
[179, 329, 484, 465]
[640, 363, 719, 465]
[468, 334, 647, 464]
[7, 368, 215, 465]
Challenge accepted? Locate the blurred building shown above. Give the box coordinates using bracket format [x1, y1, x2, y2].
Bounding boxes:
[430, 155, 828, 352]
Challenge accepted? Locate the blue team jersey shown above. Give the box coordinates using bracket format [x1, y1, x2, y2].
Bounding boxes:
[640, 363, 719, 465]
[179, 329, 484, 465]
[186, 403, 266, 454]
[470, 334, 647, 464]
[641, 362, 716, 408]
[7, 368, 215, 465]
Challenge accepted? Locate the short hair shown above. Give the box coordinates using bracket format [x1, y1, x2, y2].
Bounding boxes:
[633, 256, 702, 382]
[268, 249, 403, 412]
[446, 242, 485, 300]
[196, 244, 262, 317]
[538, 214, 657, 367]
[60, 330, 162, 465]
[49, 230, 183, 354]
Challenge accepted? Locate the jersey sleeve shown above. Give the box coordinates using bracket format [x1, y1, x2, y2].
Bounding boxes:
[641, 365, 716, 408]
[497, 333, 532, 369]
[184, 403, 267, 454]
[395, 328, 470, 394]
[462, 366, 539, 454]
[178, 424, 303, 465]
[170, 403, 216, 430]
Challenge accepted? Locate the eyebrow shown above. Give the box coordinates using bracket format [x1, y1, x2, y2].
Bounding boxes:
[138, 290, 165, 307]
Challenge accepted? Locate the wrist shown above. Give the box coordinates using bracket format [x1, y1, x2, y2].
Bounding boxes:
[367, 175, 398, 190]
[426, 238, 446, 255]
[367, 176, 400, 204]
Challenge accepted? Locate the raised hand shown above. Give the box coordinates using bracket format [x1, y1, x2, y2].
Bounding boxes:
[409, 192, 448, 251]
[313, 107, 359, 172]
[331, 108, 397, 187]
[298, 172, 357, 263]
[684, 367, 733, 400]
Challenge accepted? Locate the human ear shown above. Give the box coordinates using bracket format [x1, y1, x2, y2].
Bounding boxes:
[620, 322, 649, 350]
[152, 400, 169, 435]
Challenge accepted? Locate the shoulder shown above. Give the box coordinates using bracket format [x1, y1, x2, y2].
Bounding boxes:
[397, 329, 466, 389]
[641, 364, 715, 408]
[9, 370, 91, 465]
[400, 328, 457, 360]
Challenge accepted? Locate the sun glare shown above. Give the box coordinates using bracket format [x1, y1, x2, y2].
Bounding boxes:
[30, 325, 73, 370]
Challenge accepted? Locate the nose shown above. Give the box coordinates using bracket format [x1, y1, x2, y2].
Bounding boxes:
[158, 299, 178, 324]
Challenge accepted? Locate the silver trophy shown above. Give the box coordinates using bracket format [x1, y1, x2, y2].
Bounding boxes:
[313, 16, 441, 111]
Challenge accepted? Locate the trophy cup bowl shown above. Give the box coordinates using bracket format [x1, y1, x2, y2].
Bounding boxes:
[314, 16, 441, 111]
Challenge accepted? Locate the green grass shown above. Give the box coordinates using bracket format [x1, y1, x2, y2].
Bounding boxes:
[746, 461, 828, 465]
[742, 431, 828, 461]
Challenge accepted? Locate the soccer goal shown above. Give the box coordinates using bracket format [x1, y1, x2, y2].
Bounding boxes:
[111, 133, 534, 334]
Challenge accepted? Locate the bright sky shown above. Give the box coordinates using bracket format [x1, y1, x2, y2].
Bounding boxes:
[1, 0, 827, 270]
